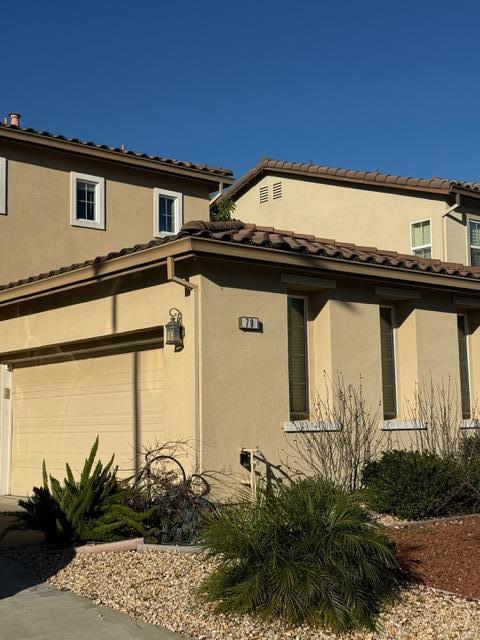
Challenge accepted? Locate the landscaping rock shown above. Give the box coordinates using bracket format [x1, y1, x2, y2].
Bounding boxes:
[6, 547, 479, 640]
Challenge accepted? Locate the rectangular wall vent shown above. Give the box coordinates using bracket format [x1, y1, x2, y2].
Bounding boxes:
[273, 182, 282, 199]
[259, 185, 269, 203]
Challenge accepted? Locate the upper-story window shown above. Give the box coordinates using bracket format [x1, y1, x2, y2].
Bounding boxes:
[469, 220, 480, 266]
[0, 157, 6, 215]
[411, 219, 431, 258]
[70, 172, 105, 229]
[154, 188, 183, 236]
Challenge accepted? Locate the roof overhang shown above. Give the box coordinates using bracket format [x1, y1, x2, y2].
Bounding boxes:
[225, 159, 480, 202]
[0, 235, 479, 309]
[0, 126, 235, 188]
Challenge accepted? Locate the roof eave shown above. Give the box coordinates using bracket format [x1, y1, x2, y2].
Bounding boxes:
[225, 161, 456, 202]
[0, 127, 235, 187]
[450, 185, 480, 200]
[0, 237, 195, 306]
[1, 233, 479, 308]
[189, 237, 480, 292]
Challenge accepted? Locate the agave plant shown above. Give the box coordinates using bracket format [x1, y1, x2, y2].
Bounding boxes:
[4, 437, 151, 544]
[199, 477, 402, 632]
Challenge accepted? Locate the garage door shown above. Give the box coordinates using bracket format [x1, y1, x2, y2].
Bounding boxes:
[10, 348, 165, 496]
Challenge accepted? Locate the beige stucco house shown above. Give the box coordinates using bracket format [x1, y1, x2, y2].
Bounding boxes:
[0, 113, 233, 283]
[227, 158, 480, 267]
[0, 218, 479, 496]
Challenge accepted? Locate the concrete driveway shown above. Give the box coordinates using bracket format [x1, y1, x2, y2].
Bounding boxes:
[0, 556, 187, 639]
[0, 495, 46, 548]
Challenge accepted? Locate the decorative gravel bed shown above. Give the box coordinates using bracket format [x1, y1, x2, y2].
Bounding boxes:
[390, 515, 480, 600]
[4, 546, 480, 640]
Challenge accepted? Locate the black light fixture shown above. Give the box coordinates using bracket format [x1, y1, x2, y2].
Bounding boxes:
[165, 308, 184, 351]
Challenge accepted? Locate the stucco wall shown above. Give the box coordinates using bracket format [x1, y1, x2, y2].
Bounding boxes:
[198, 264, 290, 478]
[198, 262, 479, 482]
[0, 257, 477, 494]
[0, 273, 200, 477]
[0, 141, 212, 283]
[234, 175, 480, 265]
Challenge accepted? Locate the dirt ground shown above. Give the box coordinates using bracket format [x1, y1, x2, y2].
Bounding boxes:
[390, 515, 480, 600]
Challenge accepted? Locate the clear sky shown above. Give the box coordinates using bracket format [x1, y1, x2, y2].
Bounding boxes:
[3, 0, 480, 182]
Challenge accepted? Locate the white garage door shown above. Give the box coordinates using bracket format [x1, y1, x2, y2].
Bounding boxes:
[10, 348, 165, 496]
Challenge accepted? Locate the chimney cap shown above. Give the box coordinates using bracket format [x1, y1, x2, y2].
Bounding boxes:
[8, 113, 21, 127]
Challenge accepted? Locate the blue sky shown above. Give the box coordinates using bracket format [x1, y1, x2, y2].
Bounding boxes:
[3, 1, 480, 181]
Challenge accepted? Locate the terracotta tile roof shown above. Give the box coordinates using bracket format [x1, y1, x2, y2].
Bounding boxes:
[1, 220, 480, 294]
[0, 122, 233, 179]
[225, 157, 480, 200]
[179, 220, 480, 279]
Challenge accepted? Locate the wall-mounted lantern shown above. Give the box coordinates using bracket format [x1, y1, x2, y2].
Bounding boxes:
[165, 308, 184, 352]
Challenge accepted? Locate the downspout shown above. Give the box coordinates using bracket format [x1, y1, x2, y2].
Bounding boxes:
[441, 194, 461, 261]
[166, 257, 201, 472]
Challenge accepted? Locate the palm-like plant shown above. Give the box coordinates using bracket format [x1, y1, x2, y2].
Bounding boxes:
[199, 478, 401, 632]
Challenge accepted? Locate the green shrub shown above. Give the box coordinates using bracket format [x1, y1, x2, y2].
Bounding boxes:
[457, 432, 480, 512]
[4, 438, 150, 545]
[362, 449, 462, 520]
[199, 478, 401, 632]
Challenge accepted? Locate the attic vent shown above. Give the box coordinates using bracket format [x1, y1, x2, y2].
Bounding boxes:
[273, 182, 282, 199]
[259, 185, 269, 203]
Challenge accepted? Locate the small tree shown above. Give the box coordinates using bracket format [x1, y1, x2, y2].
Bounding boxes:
[210, 196, 236, 221]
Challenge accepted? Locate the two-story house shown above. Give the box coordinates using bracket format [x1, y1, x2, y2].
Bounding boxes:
[0, 121, 479, 499]
[0, 113, 234, 283]
[226, 158, 480, 266]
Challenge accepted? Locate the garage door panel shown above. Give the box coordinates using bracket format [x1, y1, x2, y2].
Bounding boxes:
[10, 348, 165, 495]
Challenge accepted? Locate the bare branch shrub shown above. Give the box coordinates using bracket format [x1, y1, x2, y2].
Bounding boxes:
[122, 439, 220, 543]
[404, 378, 461, 457]
[405, 377, 479, 458]
[283, 374, 388, 492]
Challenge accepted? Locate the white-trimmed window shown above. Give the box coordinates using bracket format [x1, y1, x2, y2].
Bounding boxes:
[411, 219, 431, 258]
[469, 220, 480, 266]
[0, 157, 6, 215]
[70, 172, 105, 229]
[154, 188, 183, 236]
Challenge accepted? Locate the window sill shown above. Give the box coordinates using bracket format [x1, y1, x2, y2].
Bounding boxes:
[71, 219, 105, 231]
[381, 420, 426, 431]
[154, 230, 179, 238]
[460, 419, 480, 429]
[284, 420, 340, 433]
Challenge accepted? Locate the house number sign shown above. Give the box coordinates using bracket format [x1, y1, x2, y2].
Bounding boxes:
[239, 316, 262, 331]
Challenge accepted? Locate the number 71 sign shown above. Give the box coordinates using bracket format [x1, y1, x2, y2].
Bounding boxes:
[239, 316, 262, 332]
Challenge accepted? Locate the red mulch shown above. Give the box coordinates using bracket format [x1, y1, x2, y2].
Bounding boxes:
[389, 515, 480, 601]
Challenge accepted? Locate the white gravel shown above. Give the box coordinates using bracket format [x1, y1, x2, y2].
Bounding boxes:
[11, 549, 473, 640]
